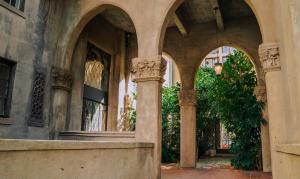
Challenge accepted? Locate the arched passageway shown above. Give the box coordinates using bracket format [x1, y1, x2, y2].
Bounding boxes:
[159, 0, 274, 176]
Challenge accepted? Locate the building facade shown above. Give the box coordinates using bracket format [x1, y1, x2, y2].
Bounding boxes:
[1, 0, 300, 178]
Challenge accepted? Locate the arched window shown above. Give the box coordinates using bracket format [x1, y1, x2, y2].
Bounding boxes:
[81, 43, 111, 132]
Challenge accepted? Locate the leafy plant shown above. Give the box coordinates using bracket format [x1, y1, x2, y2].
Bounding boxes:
[210, 50, 264, 170]
[161, 84, 181, 163]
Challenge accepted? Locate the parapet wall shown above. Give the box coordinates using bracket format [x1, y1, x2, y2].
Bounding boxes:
[0, 139, 154, 179]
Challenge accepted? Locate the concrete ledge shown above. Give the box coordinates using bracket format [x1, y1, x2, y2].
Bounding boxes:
[0, 118, 13, 125]
[0, 139, 153, 151]
[59, 131, 136, 141]
[276, 144, 300, 156]
[0, 139, 154, 179]
[60, 131, 135, 137]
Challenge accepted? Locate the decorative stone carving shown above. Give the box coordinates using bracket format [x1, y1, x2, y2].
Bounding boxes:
[131, 56, 167, 82]
[255, 85, 267, 103]
[178, 90, 198, 106]
[29, 70, 46, 127]
[51, 67, 73, 91]
[259, 43, 281, 72]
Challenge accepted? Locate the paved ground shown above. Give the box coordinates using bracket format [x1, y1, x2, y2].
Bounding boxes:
[162, 157, 272, 179]
[162, 168, 272, 179]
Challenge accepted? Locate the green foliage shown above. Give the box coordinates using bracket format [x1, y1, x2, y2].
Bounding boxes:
[161, 84, 181, 163]
[211, 50, 264, 170]
[195, 68, 219, 155]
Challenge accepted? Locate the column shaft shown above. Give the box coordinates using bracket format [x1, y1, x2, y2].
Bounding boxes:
[131, 56, 166, 179]
[255, 85, 272, 172]
[259, 43, 285, 178]
[179, 90, 197, 168]
[50, 67, 72, 139]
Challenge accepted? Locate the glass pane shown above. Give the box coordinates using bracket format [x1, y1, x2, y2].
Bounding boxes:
[0, 63, 10, 117]
[82, 99, 107, 132]
[84, 61, 104, 90]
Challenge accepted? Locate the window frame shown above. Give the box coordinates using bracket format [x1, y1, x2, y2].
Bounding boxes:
[0, 58, 16, 120]
[0, 0, 25, 18]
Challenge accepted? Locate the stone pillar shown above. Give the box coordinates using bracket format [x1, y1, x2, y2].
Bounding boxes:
[50, 67, 72, 139]
[255, 85, 272, 172]
[259, 43, 285, 177]
[178, 89, 197, 168]
[131, 56, 166, 179]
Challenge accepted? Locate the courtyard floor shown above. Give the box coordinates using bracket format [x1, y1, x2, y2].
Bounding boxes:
[162, 157, 272, 179]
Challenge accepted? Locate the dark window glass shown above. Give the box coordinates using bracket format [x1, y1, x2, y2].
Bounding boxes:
[0, 59, 15, 117]
[3, 0, 25, 11]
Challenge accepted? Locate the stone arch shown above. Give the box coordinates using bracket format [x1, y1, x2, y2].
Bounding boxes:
[54, 2, 138, 71]
[158, 0, 277, 54]
[194, 44, 263, 85]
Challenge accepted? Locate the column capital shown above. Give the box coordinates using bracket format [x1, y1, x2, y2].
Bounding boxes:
[51, 67, 73, 91]
[178, 89, 198, 106]
[255, 85, 267, 103]
[131, 55, 167, 83]
[259, 43, 281, 73]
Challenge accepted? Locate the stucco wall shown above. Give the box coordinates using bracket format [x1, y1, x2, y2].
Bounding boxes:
[0, 139, 154, 179]
[0, 0, 53, 139]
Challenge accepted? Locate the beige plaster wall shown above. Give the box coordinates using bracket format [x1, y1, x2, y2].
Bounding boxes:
[0, 0, 55, 139]
[0, 139, 154, 179]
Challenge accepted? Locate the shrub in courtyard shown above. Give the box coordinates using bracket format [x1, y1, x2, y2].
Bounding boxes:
[161, 84, 181, 163]
[211, 50, 264, 170]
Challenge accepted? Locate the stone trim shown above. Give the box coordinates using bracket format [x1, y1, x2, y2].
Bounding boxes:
[259, 43, 281, 72]
[255, 85, 267, 103]
[51, 67, 73, 91]
[178, 90, 197, 106]
[0, 118, 13, 125]
[131, 56, 167, 82]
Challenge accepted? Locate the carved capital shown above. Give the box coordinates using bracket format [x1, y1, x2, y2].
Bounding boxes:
[259, 43, 281, 72]
[131, 56, 167, 82]
[178, 90, 198, 106]
[51, 67, 73, 91]
[255, 85, 267, 103]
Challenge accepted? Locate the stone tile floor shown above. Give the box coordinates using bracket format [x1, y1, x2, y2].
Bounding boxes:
[162, 157, 272, 179]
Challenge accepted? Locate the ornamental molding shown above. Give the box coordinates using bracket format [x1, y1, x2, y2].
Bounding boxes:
[254, 85, 267, 103]
[51, 67, 73, 91]
[259, 43, 281, 72]
[178, 90, 198, 106]
[131, 56, 167, 82]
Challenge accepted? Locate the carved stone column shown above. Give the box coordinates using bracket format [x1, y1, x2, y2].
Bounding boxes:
[255, 85, 272, 172]
[178, 89, 197, 168]
[131, 56, 166, 179]
[51, 67, 72, 139]
[259, 43, 285, 177]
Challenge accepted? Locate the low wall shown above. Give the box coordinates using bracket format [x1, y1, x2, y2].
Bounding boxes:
[275, 144, 300, 179]
[59, 131, 135, 141]
[0, 139, 154, 179]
